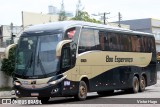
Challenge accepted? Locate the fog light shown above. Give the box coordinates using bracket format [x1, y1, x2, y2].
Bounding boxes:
[51, 88, 59, 94]
[16, 90, 20, 94]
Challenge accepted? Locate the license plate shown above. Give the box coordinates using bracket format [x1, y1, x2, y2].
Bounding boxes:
[31, 93, 39, 96]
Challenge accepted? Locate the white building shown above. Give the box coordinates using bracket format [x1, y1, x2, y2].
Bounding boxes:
[0, 25, 22, 47]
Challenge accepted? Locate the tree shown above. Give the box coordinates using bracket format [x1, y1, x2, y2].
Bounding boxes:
[72, 0, 101, 23]
[58, 0, 67, 21]
[75, 0, 83, 17]
[1, 47, 16, 76]
[71, 11, 101, 23]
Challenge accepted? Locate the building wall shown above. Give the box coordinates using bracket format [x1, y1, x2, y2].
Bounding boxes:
[151, 19, 160, 41]
[22, 11, 58, 27]
[22, 11, 72, 27]
[0, 71, 13, 88]
[118, 18, 152, 33]
[115, 18, 160, 52]
[0, 25, 22, 47]
[108, 23, 130, 29]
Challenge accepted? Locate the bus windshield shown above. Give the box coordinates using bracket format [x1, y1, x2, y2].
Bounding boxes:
[15, 32, 62, 78]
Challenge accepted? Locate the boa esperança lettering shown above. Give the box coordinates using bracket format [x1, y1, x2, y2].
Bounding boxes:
[106, 55, 133, 63]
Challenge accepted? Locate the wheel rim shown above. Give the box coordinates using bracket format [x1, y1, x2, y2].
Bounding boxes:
[141, 77, 145, 89]
[80, 85, 86, 97]
[134, 79, 139, 92]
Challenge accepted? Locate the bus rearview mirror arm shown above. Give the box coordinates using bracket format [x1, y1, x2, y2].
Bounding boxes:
[56, 40, 72, 57]
[5, 44, 17, 59]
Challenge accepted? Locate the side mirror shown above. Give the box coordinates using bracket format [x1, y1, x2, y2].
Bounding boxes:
[56, 40, 72, 57]
[5, 44, 17, 59]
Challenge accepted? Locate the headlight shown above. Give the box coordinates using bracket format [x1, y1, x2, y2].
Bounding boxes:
[49, 81, 57, 85]
[14, 81, 21, 86]
[49, 75, 67, 85]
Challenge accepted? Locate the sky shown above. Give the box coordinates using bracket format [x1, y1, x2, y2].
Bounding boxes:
[0, 0, 160, 26]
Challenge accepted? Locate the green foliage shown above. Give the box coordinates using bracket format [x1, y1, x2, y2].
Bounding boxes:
[71, 11, 101, 24]
[58, 0, 67, 21]
[59, 11, 67, 21]
[1, 47, 16, 76]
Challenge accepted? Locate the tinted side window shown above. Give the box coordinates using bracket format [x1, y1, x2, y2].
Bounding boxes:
[131, 36, 141, 52]
[108, 33, 120, 51]
[98, 31, 107, 50]
[143, 37, 148, 52]
[94, 30, 101, 50]
[148, 37, 155, 53]
[120, 35, 131, 52]
[93, 30, 109, 51]
[151, 37, 156, 52]
[78, 28, 96, 53]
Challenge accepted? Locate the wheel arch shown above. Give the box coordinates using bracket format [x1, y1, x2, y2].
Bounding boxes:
[141, 73, 147, 86]
[80, 76, 90, 92]
[134, 73, 140, 80]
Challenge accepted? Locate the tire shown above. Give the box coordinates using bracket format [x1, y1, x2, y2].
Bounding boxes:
[132, 76, 139, 93]
[97, 90, 114, 96]
[38, 97, 50, 104]
[139, 75, 146, 92]
[74, 81, 87, 101]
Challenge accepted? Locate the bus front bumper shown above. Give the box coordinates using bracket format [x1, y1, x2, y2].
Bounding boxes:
[14, 83, 62, 98]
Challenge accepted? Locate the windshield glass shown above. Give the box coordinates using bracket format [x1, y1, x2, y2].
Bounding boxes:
[16, 36, 36, 76]
[15, 33, 62, 78]
[35, 34, 62, 76]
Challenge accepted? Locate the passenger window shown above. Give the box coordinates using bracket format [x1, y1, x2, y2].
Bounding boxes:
[120, 35, 132, 52]
[131, 36, 141, 52]
[143, 37, 148, 52]
[94, 30, 100, 49]
[108, 33, 120, 51]
[64, 27, 76, 39]
[78, 28, 96, 53]
[151, 38, 155, 52]
[98, 31, 106, 50]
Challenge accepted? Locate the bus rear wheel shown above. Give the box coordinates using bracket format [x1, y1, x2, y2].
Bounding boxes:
[139, 75, 146, 92]
[132, 76, 139, 93]
[38, 97, 50, 104]
[74, 81, 87, 101]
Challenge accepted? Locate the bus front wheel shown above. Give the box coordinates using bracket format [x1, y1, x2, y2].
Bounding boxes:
[74, 81, 87, 101]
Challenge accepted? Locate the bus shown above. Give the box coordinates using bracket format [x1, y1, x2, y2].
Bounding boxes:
[8, 21, 157, 103]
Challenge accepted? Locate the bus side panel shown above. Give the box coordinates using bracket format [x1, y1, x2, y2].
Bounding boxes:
[145, 52, 157, 86]
[89, 66, 136, 92]
[88, 64, 157, 92]
[61, 79, 79, 96]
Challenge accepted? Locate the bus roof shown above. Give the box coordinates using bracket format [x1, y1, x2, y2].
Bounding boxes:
[24, 21, 154, 37]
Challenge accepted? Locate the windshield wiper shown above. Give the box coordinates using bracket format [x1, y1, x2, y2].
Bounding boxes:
[37, 49, 47, 77]
[22, 52, 33, 77]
